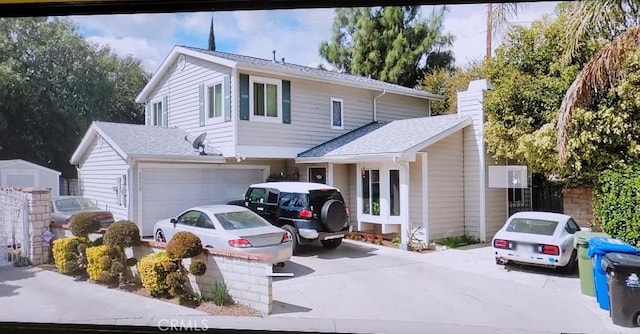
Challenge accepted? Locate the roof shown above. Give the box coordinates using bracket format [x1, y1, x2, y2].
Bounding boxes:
[0, 159, 61, 175]
[509, 211, 572, 223]
[249, 182, 339, 193]
[136, 45, 443, 103]
[296, 114, 472, 163]
[70, 121, 225, 165]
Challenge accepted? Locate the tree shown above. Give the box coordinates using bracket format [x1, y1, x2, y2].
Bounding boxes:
[208, 17, 216, 51]
[0, 18, 149, 178]
[485, 3, 522, 60]
[319, 6, 455, 88]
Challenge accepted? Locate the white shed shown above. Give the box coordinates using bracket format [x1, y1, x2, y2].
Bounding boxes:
[0, 159, 61, 195]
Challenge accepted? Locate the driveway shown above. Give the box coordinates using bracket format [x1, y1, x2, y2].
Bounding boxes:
[271, 239, 636, 334]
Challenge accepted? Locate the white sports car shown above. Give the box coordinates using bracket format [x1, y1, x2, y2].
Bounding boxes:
[492, 211, 590, 274]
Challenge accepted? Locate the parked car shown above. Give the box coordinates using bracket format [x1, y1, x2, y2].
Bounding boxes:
[152, 205, 293, 266]
[228, 182, 350, 254]
[50, 196, 115, 227]
[492, 211, 590, 274]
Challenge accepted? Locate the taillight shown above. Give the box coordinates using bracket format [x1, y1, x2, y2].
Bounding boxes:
[299, 209, 313, 219]
[281, 232, 291, 243]
[228, 239, 252, 248]
[541, 244, 560, 256]
[494, 239, 509, 249]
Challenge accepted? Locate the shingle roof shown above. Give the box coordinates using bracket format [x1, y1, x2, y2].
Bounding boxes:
[179, 46, 441, 100]
[93, 121, 219, 157]
[297, 114, 471, 159]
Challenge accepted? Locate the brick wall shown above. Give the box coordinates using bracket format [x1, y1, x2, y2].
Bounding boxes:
[563, 187, 594, 226]
[22, 188, 52, 265]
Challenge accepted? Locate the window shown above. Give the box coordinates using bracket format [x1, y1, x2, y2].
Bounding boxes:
[565, 218, 580, 234]
[390, 170, 400, 216]
[215, 211, 271, 230]
[177, 210, 201, 226]
[506, 218, 559, 236]
[362, 169, 380, 216]
[331, 98, 343, 129]
[195, 213, 215, 229]
[206, 82, 223, 119]
[308, 167, 327, 184]
[250, 76, 281, 121]
[152, 100, 163, 126]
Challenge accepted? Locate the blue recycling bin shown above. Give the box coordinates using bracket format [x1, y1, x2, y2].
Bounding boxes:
[588, 237, 640, 311]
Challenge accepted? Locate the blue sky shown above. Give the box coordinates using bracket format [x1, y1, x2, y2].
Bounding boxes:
[68, 2, 559, 74]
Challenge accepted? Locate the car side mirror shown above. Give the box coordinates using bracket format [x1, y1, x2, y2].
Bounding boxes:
[170, 218, 177, 227]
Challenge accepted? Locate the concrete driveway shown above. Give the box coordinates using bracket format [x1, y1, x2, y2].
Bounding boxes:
[271, 239, 636, 334]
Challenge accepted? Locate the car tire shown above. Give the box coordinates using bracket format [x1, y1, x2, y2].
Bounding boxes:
[155, 229, 166, 243]
[559, 250, 578, 275]
[282, 225, 299, 255]
[320, 200, 347, 232]
[321, 238, 342, 249]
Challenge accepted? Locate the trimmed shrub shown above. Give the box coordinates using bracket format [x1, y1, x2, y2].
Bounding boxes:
[104, 220, 141, 249]
[162, 260, 178, 272]
[86, 245, 113, 283]
[165, 271, 186, 297]
[138, 251, 172, 296]
[189, 259, 207, 276]
[166, 232, 202, 259]
[52, 237, 83, 274]
[70, 212, 101, 238]
[594, 163, 640, 247]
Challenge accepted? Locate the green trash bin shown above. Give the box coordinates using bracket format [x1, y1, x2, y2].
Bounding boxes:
[575, 230, 610, 296]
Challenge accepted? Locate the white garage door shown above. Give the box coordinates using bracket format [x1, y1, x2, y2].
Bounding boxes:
[139, 166, 265, 237]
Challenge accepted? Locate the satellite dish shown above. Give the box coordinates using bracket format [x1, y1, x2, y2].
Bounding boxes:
[192, 132, 207, 155]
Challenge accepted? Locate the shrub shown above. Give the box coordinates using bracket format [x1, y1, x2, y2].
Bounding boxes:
[138, 251, 172, 296]
[166, 232, 202, 259]
[104, 220, 141, 249]
[52, 237, 83, 274]
[86, 245, 112, 283]
[70, 212, 102, 238]
[162, 260, 178, 272]
[211, 280, 229, 306]
[594, 163, 640, 247]
[189, 259, 206, 276]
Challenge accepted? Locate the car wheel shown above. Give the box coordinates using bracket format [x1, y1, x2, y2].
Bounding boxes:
[282, 225, 299, 255]
[321, 238, 342, 249]
[320, 200, 348, 232]
[635, 311, 640, 327]
[155, 229, 166, 243]
[559, 250, 578, 275]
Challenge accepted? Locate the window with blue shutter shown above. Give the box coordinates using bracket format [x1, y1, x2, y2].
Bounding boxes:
[199, 84, 205, 126]
[239, 74, 249, 120]
[224, 75, 231, 122]
[162, 96, 168, 127]
[282, 80, 291, 124]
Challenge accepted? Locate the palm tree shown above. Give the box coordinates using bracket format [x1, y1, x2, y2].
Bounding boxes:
[486, 3, 522, 60]
[556, 0, 640, 164]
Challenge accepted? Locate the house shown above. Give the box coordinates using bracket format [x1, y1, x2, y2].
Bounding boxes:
[0, 159, 61, 195]
[70, 45, 508, 245]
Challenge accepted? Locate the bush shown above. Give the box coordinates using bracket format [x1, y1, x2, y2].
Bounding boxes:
[138, 251, 172, 296]
[104, 220, 141, 249]
[594, 163, 640, 247]
[86, 245, 113, 283]
[52, 237, 84, 274]
[211, 280, 229, 306]
[70, 212, 102, 238]
[189, 259, 206, 276]
[166, 232, 202, 259]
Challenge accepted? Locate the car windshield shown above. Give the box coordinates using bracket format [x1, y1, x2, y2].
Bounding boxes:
[214, 211, 271, 230]
[55, 198, 99, 212]
[506, 218, 559, 236]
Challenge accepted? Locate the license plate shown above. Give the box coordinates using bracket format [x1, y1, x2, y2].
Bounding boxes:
[520, 245, 536, 254]
[324, 234, 344, 240]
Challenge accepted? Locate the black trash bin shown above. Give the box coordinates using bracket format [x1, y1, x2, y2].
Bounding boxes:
[603, 252, 640, 328]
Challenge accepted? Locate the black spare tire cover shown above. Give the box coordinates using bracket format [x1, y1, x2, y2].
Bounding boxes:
[321, 199, 347, 232]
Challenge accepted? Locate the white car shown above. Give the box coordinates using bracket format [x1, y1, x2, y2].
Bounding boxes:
[153, 205, 293, 266]
[492, 211, 590, 274]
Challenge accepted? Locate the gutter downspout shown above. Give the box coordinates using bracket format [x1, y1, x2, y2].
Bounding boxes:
[373, 90, 387, 122]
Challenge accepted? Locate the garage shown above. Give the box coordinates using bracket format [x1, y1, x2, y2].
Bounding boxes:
[0, 159, 61, 195]
[137, 164, 267, 237]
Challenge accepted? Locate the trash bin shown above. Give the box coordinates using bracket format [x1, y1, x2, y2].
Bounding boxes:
[603, 252, 640, 327]
[587, 237, 640, 311]
[575, 231, 610, 296]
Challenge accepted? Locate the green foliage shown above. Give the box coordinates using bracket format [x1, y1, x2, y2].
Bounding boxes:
[166, 232, 202, 259]
[435, 235, 481, 248]
[104, 220, 141, 249]
[138, 252, 172, 296]
[86, 244, 125, 284]
[13, 256, 32, 267]
[319, 6, 455, 88]
[211, 280, 230, 306]
[52, 237, 88, 275]
[593, 163, 640, 247]
[189, 259, 207, 276]
[69, 212, 101, 238]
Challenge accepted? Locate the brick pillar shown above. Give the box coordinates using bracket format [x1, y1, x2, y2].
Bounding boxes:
[22, 188, 52, 265]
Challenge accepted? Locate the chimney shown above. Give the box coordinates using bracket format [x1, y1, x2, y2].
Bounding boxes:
[272, 50, 276, 62]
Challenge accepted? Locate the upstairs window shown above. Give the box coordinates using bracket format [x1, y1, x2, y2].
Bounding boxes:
[331, 98, 343, 129]
[250, 76, 281, 122]
[207, 82, 223, 119]
[152, 100, 163, 126]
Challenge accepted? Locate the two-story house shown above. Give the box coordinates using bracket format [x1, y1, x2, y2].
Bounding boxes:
[69, 45, 507, 246]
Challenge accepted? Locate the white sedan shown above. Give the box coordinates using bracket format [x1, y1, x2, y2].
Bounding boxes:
[492, 211, 590, 274]
[153, 205, 293, 266]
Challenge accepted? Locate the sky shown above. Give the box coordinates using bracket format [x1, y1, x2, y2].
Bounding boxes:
[67, 2, 559, 74]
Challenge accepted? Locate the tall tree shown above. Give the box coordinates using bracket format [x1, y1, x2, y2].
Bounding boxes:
[208, 17, 216, 51]
[319, 6, 455, 88]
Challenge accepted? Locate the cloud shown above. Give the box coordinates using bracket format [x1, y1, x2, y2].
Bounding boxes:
[71, 13, 178, 40]
[85, 36, 170, 73]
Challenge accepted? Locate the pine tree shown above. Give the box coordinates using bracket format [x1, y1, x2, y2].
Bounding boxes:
[208, 17, 216, 51]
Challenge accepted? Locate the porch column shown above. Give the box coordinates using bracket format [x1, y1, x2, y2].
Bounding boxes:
[400, 161, 410, 249]
[355, 163, 363, 231]
[327, 163, 334, 186]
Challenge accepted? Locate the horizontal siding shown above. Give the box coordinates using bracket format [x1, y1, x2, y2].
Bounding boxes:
[459, 90, 483, 239]
[409, 156, 423, 233]
[146, 55, 234, 154]
[426, 130, 465, 240]
[79, 138, 129, 221]
[0, 162, 59, 196]
[331, 164, 353, 225]
[375, 93, 429, 122]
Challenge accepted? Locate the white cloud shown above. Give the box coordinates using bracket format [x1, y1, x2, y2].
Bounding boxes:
[233, 11, 269, 32]
[70, 13, 178, 40]
[85, 36, 170, 73]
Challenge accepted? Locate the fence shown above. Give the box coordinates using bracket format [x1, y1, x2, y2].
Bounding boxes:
[0, 188, 29, 266]
[59, 178, 79, 196]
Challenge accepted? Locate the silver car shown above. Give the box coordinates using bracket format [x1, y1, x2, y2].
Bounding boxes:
[153, 205, 293, 266]
[50, 196, 115, 227]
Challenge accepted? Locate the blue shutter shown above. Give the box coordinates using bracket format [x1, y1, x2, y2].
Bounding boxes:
[145, 102, 151, 126]
[162, 96, 168, 127]
[282, 80, 291, 124]
[199, 84, 205, 126]
[224, 75, 231, 122]
[239, 74, 249, 120]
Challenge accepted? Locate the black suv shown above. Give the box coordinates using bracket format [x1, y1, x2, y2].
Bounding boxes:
[228, 182, 350, 254]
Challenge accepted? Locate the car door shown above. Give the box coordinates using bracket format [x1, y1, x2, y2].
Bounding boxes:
[193, 211, 222, 248]
[246, 187, 279, 224]
[167, 210, 201, 241]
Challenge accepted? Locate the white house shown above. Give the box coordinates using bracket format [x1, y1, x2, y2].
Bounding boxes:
[0, 159, 61, 195]
[70, 45, 509, 245]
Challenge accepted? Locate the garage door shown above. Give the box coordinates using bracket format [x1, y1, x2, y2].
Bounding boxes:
[139, 166, 265, 237]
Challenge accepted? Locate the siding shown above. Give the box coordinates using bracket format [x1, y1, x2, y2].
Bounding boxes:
[79, 137, 129, 221]
[375, 93, 429, 122]
[0, 161, 60, 196]
[146, 55, 234, 156]
[331, 164, 353, 225]
[347, 164, 357, 229]
[409, 156, 423, 232]
[426, 130, 465, 240]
